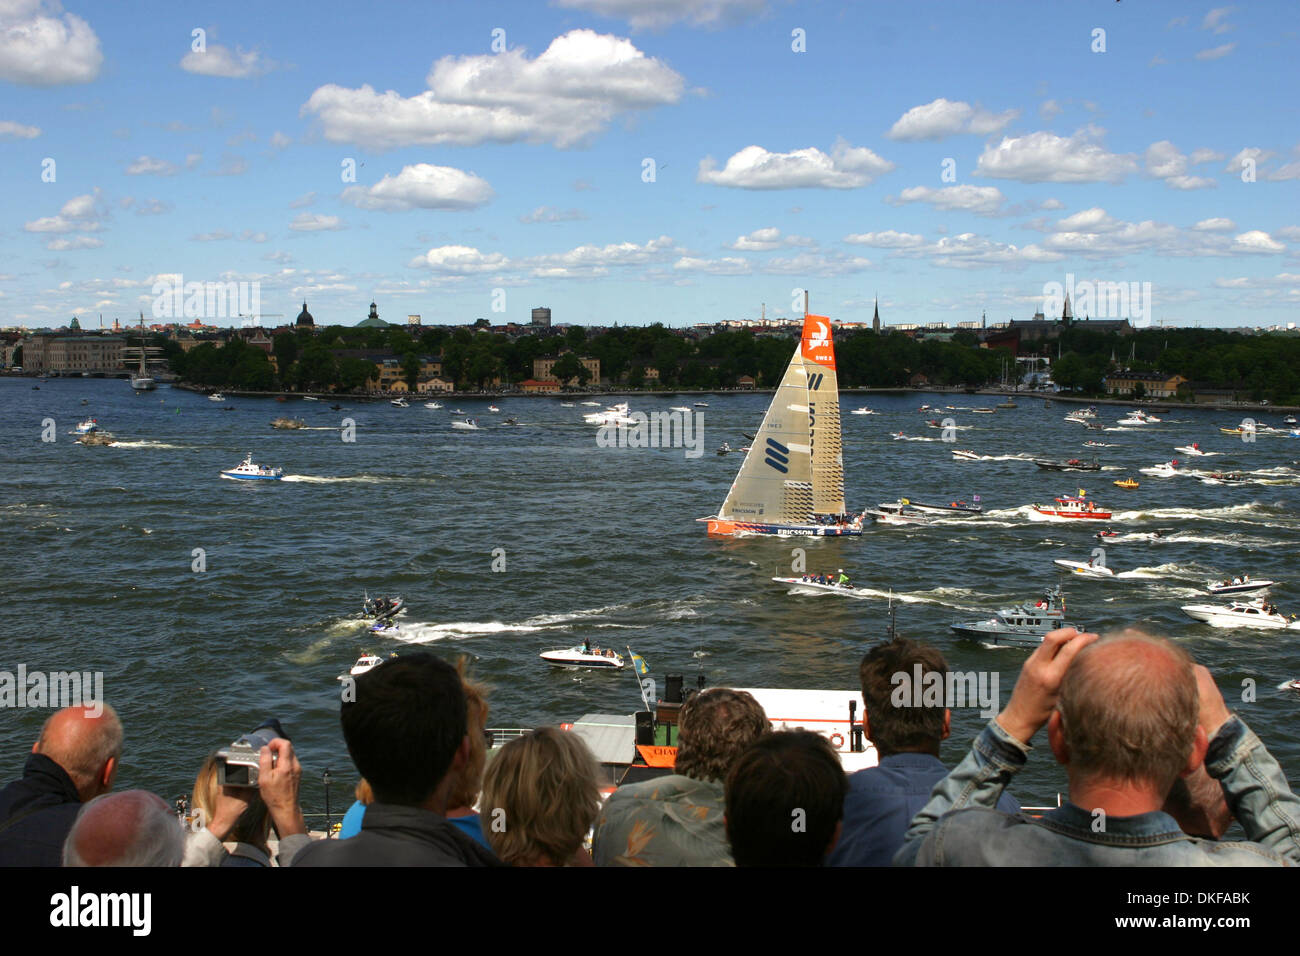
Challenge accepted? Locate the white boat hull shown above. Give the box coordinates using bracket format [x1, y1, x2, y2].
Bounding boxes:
[772, 577, 868, 596]
[1054, 559, 1115, 577]
[1181, 604, 1299, 629]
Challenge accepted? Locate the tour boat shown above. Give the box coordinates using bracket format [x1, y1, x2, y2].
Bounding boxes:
[1113, 478, 1140, 489]
[74, 418, 100, 435]
[951, 588, 1080, 647]
[700, 307, 864, 537]
[220, 453, 283, 481]
[1206, 578, 1276, 596]
[1033, 492, 1111, 520]
[540, 645, 626, 670]
[1180, 601, 1300, 630]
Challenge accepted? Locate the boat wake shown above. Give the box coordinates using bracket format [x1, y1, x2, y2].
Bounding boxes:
[280, 474, 440, 484]
[107, 440, 189, 449]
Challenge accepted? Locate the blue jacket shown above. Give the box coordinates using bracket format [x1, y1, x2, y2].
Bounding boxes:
[0, 754, 83, 867]
[828, 752, 1020, 866]
[894, 715, 1300, 866]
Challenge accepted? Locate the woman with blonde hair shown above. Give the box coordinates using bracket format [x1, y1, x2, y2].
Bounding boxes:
[190, 753, 273, 867]
[480, 726, 602, 867]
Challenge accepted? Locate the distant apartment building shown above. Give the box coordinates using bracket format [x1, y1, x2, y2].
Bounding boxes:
[20, 333, 126, 374]
[531, 307, 552, 329]
[1104, 371, 1188, 398]
[533, 354, 600, 385]
[520, 378, 560, 393]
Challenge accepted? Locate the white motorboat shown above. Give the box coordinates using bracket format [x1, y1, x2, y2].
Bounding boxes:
[864, 507, 933, 526]
[583, 402, 635, 426]
[540, 645, 626, 669]
[850, 407, 876, 415]
[670, 406, 691, 412]
[451, 408, 464, 414]
[694, 402, 709, 408]
[424, 402, 443, 410]
[302, 396, 319, 401]
[451, 419, 480, 431]
[220, 453, 283, 481]
[1054, 558, 1115, 578]
[952, 588, 1080, 647]
[580, 401, 601, 406]
[970, 407, 995, 414]
[74, 418, 100, 435]
[560, 402, 575, 407]
[488, 405, 501, 412]
[1180, 601, 1300, 630]
[1206, 578, 1276, 596]
[390, 397, 410, 408]
[337, 653, 391, 681]
[1139, 460, 1180, 478]
[1174, 443, 1209, 456]
[1285, 415, 1298, 426]
[772, 575, 868, 597]
[209, 393, 226, 402]
[951, 449, 981, 461]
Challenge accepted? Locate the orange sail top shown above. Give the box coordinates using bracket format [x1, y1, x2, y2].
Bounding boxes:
[800, 314, 836, 369]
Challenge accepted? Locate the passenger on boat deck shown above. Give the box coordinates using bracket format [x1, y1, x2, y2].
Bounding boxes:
[895, 628, 1300, 866]
[828, 638, 1019, 868]
[64, 790, 185, 867]
[593, 688, 768, 868]
[726, 731, 845, 867]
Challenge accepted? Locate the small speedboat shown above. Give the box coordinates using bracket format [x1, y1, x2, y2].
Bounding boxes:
[971, 407, 995, 414]
[1036, 458, 1100, 472]
[1206, 578, 1276, 596]
[451, 408, 465, 414]
[903, 499, 983, 515]
[209, 393, 226, 402]
[488, 405, 501, 412]
[302, 396, 320, 401]
[1113, 478, 1140, 489]
[501, 417, 520, 426]
[717, 442, 733, 456]
[337, 653, 393, 681]
[390, 398, 410, 408]
[1284, 415, 1298, 426]
[75, 418, 100, 435]
[1054, 558, 1115, 578]
[362, 595, 404, 619]
[694, 402, 709, 408]
[670, 406, 691, 412]
[1203, 471, 1247, 483]
[424, 402, 443, 410]
[540, 645, 625, 669]
[1174, 443, 1208, 456]
[1139, 460, 1179, 478]
[560, 402, 575, 407]
[220, 453, 283, 481]
[451, 419, 480, 431]
[772, 575, 867, 596]
[951, 449, 981, 461]
[1180, 601, 1300, 630]
[850, 407, 877, 415]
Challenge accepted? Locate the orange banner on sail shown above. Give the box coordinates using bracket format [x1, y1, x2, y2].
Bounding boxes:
[800, 314, 836, 370]
[636, 745, 678, 768]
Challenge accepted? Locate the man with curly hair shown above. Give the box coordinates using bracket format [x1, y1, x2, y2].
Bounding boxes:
[593, 688, 768, 867]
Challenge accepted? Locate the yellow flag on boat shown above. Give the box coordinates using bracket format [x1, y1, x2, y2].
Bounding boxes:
[628, 648, 650, 676]
[1077, 487, 1086, 497]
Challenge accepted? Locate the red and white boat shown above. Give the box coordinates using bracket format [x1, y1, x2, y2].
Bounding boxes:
[1033, 491, 1111, 520]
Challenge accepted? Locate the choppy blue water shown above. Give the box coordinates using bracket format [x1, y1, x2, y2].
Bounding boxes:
[2, 378, 1298, 814]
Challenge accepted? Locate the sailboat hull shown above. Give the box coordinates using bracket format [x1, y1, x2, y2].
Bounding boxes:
[702, 518, 862, 537]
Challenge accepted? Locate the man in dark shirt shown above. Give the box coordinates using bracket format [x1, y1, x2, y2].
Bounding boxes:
[0, 705, 123, 867]
[827, 639, 1018, 866]
[293, 652, 502, 867]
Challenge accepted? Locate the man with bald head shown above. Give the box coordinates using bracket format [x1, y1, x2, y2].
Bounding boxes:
[64, 791, 185, 867]
[0, 705, 123, 867]
[895, 628, 1300, 865]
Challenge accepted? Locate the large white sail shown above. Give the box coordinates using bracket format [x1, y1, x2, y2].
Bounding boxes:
[717, 348, 814, 525]
[802, 314, 846, 515]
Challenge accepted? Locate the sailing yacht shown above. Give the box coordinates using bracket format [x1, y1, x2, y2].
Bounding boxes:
[699, 306, 864, 537]
[130, 313, 155, 391]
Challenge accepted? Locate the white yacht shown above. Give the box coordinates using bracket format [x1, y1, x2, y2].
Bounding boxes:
[390, 397, 409, 408]
[583, 402, 636, 426]
[1181, 601, 1300, 630]
[451, 419, 480, 431]
[424, 401, 443, 410]
[209, 393, 226, 402]
[220, 453, 283, 481]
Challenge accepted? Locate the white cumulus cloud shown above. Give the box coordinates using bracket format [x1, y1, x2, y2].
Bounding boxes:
[289, 213, 343, 232]
[975, 128, 1137, 184]
[180, 44, 275, 79]
[342, 164, 494, 211]
[887, 98, 1018, 141]
[0, 0, 102, 86]
[698, 139, 894, 190]
[889, 185, 1006, 216]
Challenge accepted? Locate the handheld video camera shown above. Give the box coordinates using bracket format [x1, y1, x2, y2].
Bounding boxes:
[215, 718, 289, 788]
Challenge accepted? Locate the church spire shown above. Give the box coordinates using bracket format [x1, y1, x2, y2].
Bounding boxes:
[872, 295, 880, 333]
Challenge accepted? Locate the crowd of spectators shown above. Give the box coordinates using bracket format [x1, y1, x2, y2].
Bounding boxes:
[3, 627, 1298, 868]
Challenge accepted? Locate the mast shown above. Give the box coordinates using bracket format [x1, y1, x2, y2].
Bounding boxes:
[138, 312, 147, 376]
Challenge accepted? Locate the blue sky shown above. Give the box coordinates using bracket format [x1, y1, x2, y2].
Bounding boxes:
[2, 0, 1297, 329]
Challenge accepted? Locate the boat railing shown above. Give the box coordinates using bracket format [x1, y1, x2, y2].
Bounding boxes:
[486, 727, 532, 749]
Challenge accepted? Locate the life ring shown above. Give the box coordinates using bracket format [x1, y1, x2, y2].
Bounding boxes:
[829, 732, 845, 750]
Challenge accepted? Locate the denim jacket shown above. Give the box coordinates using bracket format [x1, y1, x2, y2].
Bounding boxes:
[894, 714, 1300, 866]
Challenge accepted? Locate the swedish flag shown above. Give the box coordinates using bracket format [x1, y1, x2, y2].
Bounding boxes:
[628, 648, 650, 676]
